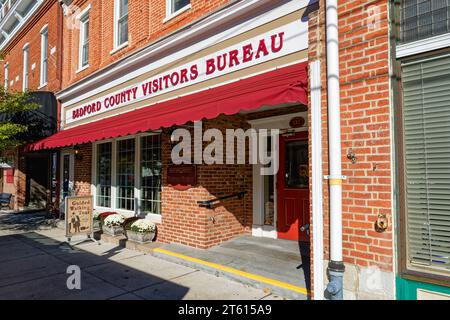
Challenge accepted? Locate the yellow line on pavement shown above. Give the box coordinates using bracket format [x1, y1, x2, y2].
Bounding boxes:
[154, 248, 310, 296]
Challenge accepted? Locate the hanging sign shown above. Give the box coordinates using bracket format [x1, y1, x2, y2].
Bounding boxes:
[167, 165, 197, 191]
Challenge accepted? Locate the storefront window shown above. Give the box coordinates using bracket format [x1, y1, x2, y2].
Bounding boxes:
[96, 143, 112, 208]
[117, 139, 135, 211]
[140, 135, 162, 215]
[402, 54, 450, 274]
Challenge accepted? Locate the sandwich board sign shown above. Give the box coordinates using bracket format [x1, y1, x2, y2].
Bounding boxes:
[64, 196, 98, 247]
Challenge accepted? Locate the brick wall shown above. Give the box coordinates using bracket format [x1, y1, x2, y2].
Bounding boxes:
[63, 0, 233, 89]
[307, 0, 394, 299]
[0, 0, 62, 93]
[0, 0, 62, 210]
[74, 144, 92, 196]
[158, 114, 253, 248]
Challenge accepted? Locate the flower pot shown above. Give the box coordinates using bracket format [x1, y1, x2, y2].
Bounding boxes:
[127, 230, 155, 244]
[102, 225, 124, 237]
[93, 220, 102, 231]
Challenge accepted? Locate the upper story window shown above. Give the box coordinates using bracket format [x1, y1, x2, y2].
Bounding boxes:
[22, 44, 29, 92]
[40, 26, 48, 87]
[79, 11, 89, 69]
[166, 0, 191, 18]
[114, 0, 128, 48]
[401, 0, 450, 43]
[4, 63, 8, 91]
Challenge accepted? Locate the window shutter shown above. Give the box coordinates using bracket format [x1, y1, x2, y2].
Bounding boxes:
[403, 54, 450, 273]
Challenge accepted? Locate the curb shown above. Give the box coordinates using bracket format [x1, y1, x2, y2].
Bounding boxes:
[152, 248, 309, 300]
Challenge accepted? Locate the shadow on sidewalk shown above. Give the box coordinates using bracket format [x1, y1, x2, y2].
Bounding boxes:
[0, 232, 190, 300]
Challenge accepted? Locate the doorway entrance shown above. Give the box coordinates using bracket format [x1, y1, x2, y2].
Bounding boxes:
[277, 131, 310, 242]
[25, 154, 51, 209]
[60, 150, 74, 202]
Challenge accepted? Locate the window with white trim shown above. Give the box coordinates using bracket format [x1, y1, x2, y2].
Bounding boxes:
[40, 27, 48, 86]
[140, 135, 162, 215]
[115, 0, 128, 48]
[96, 142, 112, 208]
[93, 133, 162, 215]
[4, 63, 8, 91]
[79, 12, 89, 69]
[94, 134, 162, 215]
[166, 0, 190, 16]
[402, 53, 450, 276]
[23, 45, 29, 92]
[117, 138, 135, 211]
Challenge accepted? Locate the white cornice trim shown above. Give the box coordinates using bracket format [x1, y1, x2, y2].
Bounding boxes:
[396, 33, 450, 59]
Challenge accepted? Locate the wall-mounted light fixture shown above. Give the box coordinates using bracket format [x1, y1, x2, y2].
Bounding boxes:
[74, 146, 83, 161]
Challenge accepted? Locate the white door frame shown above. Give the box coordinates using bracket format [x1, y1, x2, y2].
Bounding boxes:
[248, 112, 308, 239]
[60, 149, 75, 202]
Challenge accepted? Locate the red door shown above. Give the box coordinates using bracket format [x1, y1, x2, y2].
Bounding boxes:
[277, 132, 310, 242]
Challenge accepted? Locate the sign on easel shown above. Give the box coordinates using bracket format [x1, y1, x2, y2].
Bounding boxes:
[64, 196, 98, 247]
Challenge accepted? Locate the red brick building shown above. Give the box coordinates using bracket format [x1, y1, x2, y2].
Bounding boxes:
[0, 0, 62, 210]
[3, 0, 450, 300]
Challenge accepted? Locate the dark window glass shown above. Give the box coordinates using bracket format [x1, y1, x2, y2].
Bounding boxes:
[172, 0, 190, 13]
[140, 135, 162, 215]
[285, 141, 309, 189]
[117, 139, 135, 211]
[96, 143, 112, 208]
[400, 0, 450, 43]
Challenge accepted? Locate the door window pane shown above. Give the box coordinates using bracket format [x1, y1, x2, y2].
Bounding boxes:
[285, 141, 309, 189]
[96, 143, 112, 208]
[263, 136, 274, 226]
[117, 139, 135, 211]
[140, 135, 162, 215]
[62, 155, 71, 199]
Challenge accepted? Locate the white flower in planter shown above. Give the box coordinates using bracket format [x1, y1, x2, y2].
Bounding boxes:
[130, 219, 156, 234]
[93, 211, 102, 221]
[104, 214, 125, 227]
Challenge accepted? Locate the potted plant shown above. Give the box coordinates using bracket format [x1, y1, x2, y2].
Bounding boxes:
[126, 219, 156, 244]
[102, 214, 125, 237]
[93, 211, 102, 231]
[123, 217, 141, 237]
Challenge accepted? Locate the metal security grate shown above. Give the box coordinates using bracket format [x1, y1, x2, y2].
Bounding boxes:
[401, 0, 450, 43]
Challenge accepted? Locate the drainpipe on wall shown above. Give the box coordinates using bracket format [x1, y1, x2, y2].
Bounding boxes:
[325, 0, 345, 300]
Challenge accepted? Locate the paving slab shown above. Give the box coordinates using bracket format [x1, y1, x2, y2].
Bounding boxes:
[0, 240, 45, 263]
[0, 254, 68, 287]
[133, 271, 269, 300]
[110, 293, 144, 300]
[0, 272, 125, 300]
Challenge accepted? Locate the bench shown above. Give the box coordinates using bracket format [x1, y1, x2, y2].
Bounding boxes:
[0, 193, 12, 210]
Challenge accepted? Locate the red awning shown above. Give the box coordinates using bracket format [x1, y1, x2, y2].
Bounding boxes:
[26, 62, 308, 151]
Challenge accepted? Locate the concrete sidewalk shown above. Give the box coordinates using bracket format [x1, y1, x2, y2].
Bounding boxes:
[153, 236, 310, 300]
[0, 221, 285, 300]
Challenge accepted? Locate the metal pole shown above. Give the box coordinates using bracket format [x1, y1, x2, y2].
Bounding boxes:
[325, 0, 345, 300]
